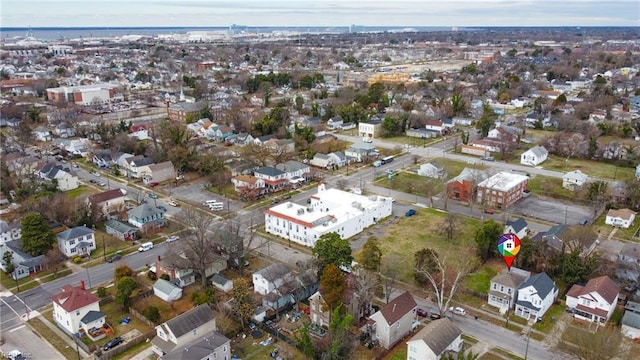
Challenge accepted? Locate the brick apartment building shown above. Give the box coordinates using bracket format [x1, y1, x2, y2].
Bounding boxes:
[476, 172, 529, 208]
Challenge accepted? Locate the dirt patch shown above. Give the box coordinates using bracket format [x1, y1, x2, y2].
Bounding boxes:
[121, 329, 142, 342]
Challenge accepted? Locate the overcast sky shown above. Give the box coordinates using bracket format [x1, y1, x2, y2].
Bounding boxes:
[1, 0, 639, 28]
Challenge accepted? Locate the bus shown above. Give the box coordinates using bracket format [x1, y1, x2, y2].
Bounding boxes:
[381, 156, 394, 165]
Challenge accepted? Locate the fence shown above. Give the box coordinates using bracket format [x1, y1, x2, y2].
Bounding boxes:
[94, 329, 157, 360]
[128, 307, 155, 328]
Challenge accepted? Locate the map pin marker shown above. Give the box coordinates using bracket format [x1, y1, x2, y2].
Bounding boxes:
[497, 233, 521, 271]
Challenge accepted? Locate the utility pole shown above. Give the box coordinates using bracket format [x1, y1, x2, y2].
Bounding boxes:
[102, 235, 106, 262]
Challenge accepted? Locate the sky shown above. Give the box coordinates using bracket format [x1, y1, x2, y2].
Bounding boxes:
[1, 0, 639, 28]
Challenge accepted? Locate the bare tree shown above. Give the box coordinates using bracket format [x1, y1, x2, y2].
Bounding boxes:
[380, 254, 401, 304]
[350, 265, 378, 320]
[42, 246, 64, 278]
[414, 253, 473, 316]
[336, 178, 349, 190]
[177, 207, 219, 287]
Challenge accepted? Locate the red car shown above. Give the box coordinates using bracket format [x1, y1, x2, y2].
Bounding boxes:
[484, 209, 495, 214]
[149, 182, 159, 187]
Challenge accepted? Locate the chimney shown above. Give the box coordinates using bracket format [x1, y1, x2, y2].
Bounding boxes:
[80, 279, 85, 290]
[392, 303, 396, 312]
[157, 255, 161, 262]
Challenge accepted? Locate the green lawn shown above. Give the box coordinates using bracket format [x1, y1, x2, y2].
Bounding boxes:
[28, 317, 80, 360]
[66, 185, 97, 199]
[533, 304, 566, 333]
[464, 266, 497, 294]
[380, 136, 440, 148]
[539, 155, 635, 182]
[0, 266, 72, 292]
[387, 345, 408, 360]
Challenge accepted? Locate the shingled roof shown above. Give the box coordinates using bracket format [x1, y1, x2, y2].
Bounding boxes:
[377, 291, 417, 325]
[163, 305, 214, 339]
[52, 284, 99, 312]
[408, 318, 462, 356]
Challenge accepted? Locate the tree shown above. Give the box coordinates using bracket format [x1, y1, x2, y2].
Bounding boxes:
[358, 237, 382, 272]
[440, 213, 459, 243]
[115, 276, 137, 310]
[42, 246, 64, 278]
[380, 254, 401, 303]
[114, 265, 133, 281]
[178, 207, 219, 287]
[319, 264, 346, 318]
[474, 220, 503, 263]
[351, 265, 377, 319]
[560, 249, 599, 285]
[323, 308, 355, 360]
[451, 92, 466, 116]
[414, 253, 472, 316]
[312, 232, 353, 277]
[231, 277, 255, 330]
[414, 248, 439, 286]
[295, 323, 318, 359]
[21, 213, 55, 256]
[143, 305, 160, 323]
[442, 351, 479, 360]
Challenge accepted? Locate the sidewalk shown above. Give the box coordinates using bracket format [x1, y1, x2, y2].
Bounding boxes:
[33, 315, 91, 359]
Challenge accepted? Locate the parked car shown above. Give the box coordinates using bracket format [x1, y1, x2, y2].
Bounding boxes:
[103, 337, 124, 351]
[148, 182, 159, 187]
[166, 235, 179, 243]
[405, 209, 416, 217]
[483, 208, 495, 214]
[98, 181, 107, 187]
[282, 194, 292, 200]
[72, 163, 80, 169]
[107, 253, 122, 263]
[272, 198, 280, 204]
[481, 156, 495, 162]
[148, 192, 158, 199]
[449, 307, 466, 316]
[168, 201, 179, 207]
[157, 205, 167, 211]
[92, 171, 101, 177]
[89, 179, 97, 184]
[417, 307, 428, 317]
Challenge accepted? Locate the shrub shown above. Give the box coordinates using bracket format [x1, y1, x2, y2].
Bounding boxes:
[114, 265, 133, 281]
[190, 290, 215, 305]
[159, 274, 170, 281]
[73, 256, 82, 264]
[96, 286, 108, 298]
[147, 270, 157, 280]
[143, 305, 160, 323]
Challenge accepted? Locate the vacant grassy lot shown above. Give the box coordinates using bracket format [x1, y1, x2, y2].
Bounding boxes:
[380, 136, 440, 148]
[539, 155, 634, 182]
[378, 208, 481, 284]
[67, 185, 97, 199]
[464, 264, 498, 294]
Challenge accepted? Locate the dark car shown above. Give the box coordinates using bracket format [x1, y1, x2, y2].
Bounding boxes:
[148, 192, 158, 199]
[272, 198, 280, 204]
[417, 307, 428, 317]
[405, 209, 416, 217]
[484, 208, 495, 214]
[89, 179, 97, 184]
[107, 254, 122, 263]
[103, 337, 124, 351]
[157, 205, 167, 212]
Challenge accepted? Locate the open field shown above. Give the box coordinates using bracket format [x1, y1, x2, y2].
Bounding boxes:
[378, 208, 481, 284]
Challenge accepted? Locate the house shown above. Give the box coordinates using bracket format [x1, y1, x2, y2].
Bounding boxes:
[231, 175, 265, 199]
[254, 166, 289, 192]
[56, 226, 96, 258]
[514, 272, 558, 321]
[0, 241, 44, 280]
[505, 218, 529, 239]
[0, 219, 21, 245]
[476, 172, 529, 208]
[310, 272, 371, 327]
[89, 188, 128, 215]
[310, 153, 334, 169]
[621, 301, 640, 339]
[345, 142, 378, 163]
[225, 132, 254, 146]
[445, 167, 491, 202]
[211, 126, 234, 142]
[54, 122, 75, 138]
[328, 152, 348, 168]
[265, 184, 393, 247]
[152, 304, 230, 360]
[327, 116, 344, 130]
[405, 318, 463, 360]
[276, 160, 311, 179]
[39, 163, 80, 191]
[619, 242, 640, 264]
[127, 204, 166, 230]
[33, 126, 52, 142]
[153, 279, 183, 302]
[211, 273, 233, 292]
[566, 275, 620, 323]
[358, 118, 383, 140]
[124, 155, 154, 178]
[563, 170, 588, 191]
[104, 219, 138, 241]
[154, 250, 226, 288]
[537, 224, 598, 254]
[52, 281, 104, 335]
[417, 161, 445, 179]
[252, 263, 293, 296]
[166, 102, 202, 122]
[520, 146, 548, 166]
[143, 161, 176, 184]
[424, 119, 446, 135]
[368, 291, 417, 349]
[605, 208, 636, 228]
[488, 267, 531, 311]
[92, 152, 114, 168]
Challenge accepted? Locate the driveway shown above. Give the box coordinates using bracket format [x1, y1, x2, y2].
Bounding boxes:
[513, 196, 594, 225]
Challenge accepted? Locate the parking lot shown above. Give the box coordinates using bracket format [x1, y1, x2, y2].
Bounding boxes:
[169, 180, 244, 213]
[514, 196, 594, 225]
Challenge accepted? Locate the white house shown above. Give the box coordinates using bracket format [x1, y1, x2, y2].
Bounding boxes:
[562, 170, 588, 191]
[514, 272, 558, 321]
[0, 220, 21, 245]
[89, 188, 128, 215]
[56, 226, 96, 258]
[153, 279, 183, 302]
[358, 119, 382, 141]
[621, 301, 640, 340]
[504, 218, 529, 240]
[326, 116, 344, 130]
[405, 318, 462, 360]
[265, 184, 393, 247]
[488, 267, 530, 311]
[275, 160, 311, 180]
[52, 281, 104, 335]
[566, 275, 620, 323]
[417, 161, 445, 179]
[152, 305, 230, 360]
[520, 145, 548, 166]
[310, 153, 334, 169]
[368, 291, 417, 349]
[39, 164, 79, 191]
[33, 126, 52, 142]
[605, 208, 636, 228]
[252, 263, 293, 296]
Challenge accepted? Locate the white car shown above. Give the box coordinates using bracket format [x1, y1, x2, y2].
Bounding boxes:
[92, 171, 101, 177]
[168, 201, 179, 207]
[449, 307, 466, 316]
[166, 235, 180, 243]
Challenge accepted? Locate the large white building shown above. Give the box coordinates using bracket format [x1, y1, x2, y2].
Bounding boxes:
[265, 184, 393, 247]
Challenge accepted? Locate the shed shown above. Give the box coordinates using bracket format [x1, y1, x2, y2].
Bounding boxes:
[153, 278, 183, 302]
[211, 273, 233, 292]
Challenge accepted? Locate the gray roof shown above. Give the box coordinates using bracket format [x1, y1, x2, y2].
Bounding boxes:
[80, 310, 105, 324]
[517, 272, 557, 299]
[506, 218, 528, 233]
[409, 318, 461, 356]
[622, 310, 640, 330]
[563, 170, 588, 181]
[105, 219, 138, 233]
[132, 157, 154, 167]
[254, 166, 285, 177]
[276, 160, 308, 173]
[527, 145, 548, 158]
[491, 268, 530, 288]
[255, 263, 291, 282]
[447, 167, 490, 184]
[57, 226, 94, 241]
[128, 204, 165, 219]
[154, 278, 181, 294]
[163, 304, 214, 339]
[211, 273, 231, 286]
[161, 331, 230, 360]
